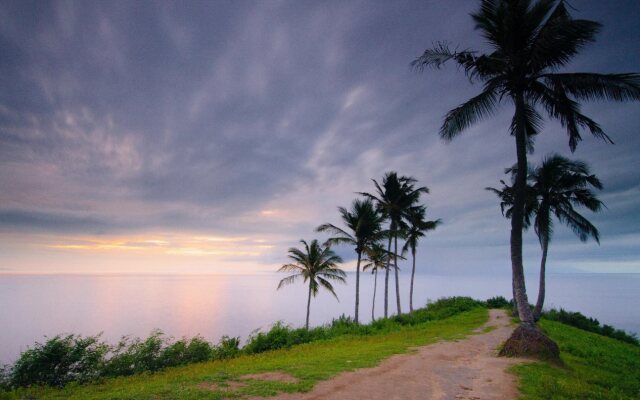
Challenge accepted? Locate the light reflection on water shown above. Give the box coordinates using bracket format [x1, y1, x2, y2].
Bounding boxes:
[1, 272, 638, 363]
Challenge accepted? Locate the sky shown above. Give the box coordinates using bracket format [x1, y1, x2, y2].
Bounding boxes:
[0, 0, 639, 275]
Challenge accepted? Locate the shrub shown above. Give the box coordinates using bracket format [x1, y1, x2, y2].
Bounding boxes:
[7, 334, 108, 388]
[423, 297, 485, 319]
[543, 308, 638, 346]
[243, 322, 295, 354]
[159, 336, 214, 367]
[387, 297, 483, 326]
[485, 296, 511, 309]
[213, 336, 241, 360]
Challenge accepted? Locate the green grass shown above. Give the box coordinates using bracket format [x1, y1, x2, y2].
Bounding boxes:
[512, 318, 640, 399]
[3, 308, 488, 400]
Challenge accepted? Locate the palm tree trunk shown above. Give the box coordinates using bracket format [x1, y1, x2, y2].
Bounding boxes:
[533, 236, 549, 321]
[511, 93, 535, 327]
[384, 232, 392, 318]
[394, 233, 402, 315]
[372, 268, 378, 321]
[305, 284, 312, 330]
[355, 251, 362, 324]
[512, 276, 518, 316]
[410, 248, 416, 313]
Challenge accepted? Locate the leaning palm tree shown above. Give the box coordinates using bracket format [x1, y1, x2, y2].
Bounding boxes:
[488, 155, 603, 321]
[402, 206, 442, 313]
[277, 239, 346, 329]
[413, 0, 640, 332]
[360, 172, 428, 317]
[529, 155, 603, 319]
[316, 198, 385, 323]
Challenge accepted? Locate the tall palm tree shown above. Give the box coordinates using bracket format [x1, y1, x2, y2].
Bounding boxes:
[402, 206, 442, 313]
[362, 242, 392, 321]
[413, 0, 640, 327]
[360, 172, 428, 317]
[316, 198, 385, 324]
[277, 239, 346, 329]
[487, 155, 603, 320]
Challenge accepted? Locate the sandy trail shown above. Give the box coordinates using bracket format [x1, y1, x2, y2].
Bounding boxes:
[251, 309, 524, 400]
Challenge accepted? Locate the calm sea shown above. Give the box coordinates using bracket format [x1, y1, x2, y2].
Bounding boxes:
[1, 272, 638, 364]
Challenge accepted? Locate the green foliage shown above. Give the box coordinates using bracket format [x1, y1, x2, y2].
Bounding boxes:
[393, 296, 483, 325]
[485, 296, 511, 309]
[6, 334, 108, 388]
[513, 319, 640, 399]
[543, 308, 638, 345]
[3, 331, 233, 390]
[213, 336, 241, 360]
[242, 297, 484, 355]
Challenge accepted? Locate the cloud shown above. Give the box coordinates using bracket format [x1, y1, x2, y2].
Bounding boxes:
[1, 0, 639, 273]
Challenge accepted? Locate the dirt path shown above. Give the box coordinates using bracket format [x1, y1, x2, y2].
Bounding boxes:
[252, 309, 525, 400]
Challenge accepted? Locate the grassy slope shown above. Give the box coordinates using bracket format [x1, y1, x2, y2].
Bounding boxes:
[512, 319, 640, 400]
[4, 308, 488, 400]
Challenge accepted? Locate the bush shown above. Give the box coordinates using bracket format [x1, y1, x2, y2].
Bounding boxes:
[213, 336, 241, 360]
[394, 297, 476, 325]
[543, 308, 638, 346]
[103, 331, 219, 377]
[7, 334, 108, 388]
[243, 322, 329, 354]
[160, 336, 214, 367]
[485, 296, 511, 309]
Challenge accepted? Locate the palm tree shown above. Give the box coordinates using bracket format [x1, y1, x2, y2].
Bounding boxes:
[487, 155, 603, 320]
[362, 242, 391, 321]
[316, 198, 385, 323]
[402, 206, 442, 313]
[413, 0, 640, 327]
[530, 155, 603, 319]
[277, 239, 346, 329]
[360, 172, 428, 317]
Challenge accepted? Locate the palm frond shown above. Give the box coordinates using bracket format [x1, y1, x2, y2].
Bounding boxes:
[529, 1, 601, 71]
[440, 85, 499, 141]
[317, 277, 339, 300]
[529, 81, 612, 151]
[555, 204, 600, 243]
[277, 274, 301, 290]
[509, 100, 543, 153]
[542, 73, 640, 102]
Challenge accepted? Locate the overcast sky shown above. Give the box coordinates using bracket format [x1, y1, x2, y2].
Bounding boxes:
[1, 0, 639, 275]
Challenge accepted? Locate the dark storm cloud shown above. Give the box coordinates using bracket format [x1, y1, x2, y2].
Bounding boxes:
[1, 0, 639, 272]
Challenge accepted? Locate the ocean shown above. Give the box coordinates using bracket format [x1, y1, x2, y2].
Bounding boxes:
[1, 272, 638, 364]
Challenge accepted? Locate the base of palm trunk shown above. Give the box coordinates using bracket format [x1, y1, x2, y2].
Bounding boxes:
[499, 324, 560, 362]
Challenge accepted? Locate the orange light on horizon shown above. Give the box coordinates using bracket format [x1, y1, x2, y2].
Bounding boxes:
[41, 232, 274, 260]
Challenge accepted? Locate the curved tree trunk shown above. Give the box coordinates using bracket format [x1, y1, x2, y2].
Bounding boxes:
[305, 284, 312, 330]
[384, 229, 393, 318]
[372, 268, 378, 321]
[355, 251, 362, 324]
[533, 236, 549, 321]
[394, 233, 402, 315]
[511, 93, 535, 327]
[410, 248, 416, 312]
